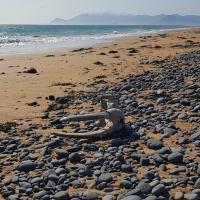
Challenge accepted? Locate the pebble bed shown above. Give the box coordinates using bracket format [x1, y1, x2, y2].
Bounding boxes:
[0, 50, 199, 200]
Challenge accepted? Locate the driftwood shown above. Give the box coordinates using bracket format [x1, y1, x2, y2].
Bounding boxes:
[53, 95, 125, 138]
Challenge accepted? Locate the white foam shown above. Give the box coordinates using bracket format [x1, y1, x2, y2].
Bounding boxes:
[0, 28, 174, 54]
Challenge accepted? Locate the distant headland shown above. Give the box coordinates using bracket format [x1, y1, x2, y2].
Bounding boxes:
[51, 13, 200, 25]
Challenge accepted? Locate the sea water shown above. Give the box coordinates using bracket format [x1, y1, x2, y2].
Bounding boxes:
[0, 25, 185, 54]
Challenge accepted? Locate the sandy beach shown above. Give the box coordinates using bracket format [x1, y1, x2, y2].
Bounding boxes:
[0, 27, 200, 200]
[0, 28, 200, 122]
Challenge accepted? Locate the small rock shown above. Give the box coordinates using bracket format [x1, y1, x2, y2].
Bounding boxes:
[151, 184, 166, 196]
[194, 178, 200, 189]
[24, 67, 37, 74]
[97, 174, 113, 184]
[121, 195, 142, 200]
[137, 181, 152, 194]
[184, 193, 198, 200]
[31, 177, 43, 184]
[82, 191, 99, 200]
[174, 191, 184, 200]
[18, 160, 36, 172]
[111, 138, 124, 147]
[68, 152, 81, 163]
[147, 139, 163, 150]
[27, 101, 39, 106]
[121, 164, 133, 173]
[168, 152, 183, 164]
[102, 195, 113, 200]
[140, 157, 149, 166]
[94, 61, 104, 66]
[33, 191, 48, 199]
[144, 196, 157, 200]
[54, 191, 69, 200]
[120, 179, 132, 189]
[55, 149, 68, 158]
[163, 128, 177, 137]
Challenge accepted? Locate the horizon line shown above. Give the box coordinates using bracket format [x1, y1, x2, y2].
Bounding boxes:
[1, 13, 200, 25]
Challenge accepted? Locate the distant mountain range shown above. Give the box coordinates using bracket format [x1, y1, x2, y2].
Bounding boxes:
[51, 13, 200, 26]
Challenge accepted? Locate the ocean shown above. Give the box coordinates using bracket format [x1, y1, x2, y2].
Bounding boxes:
[0, 25, 184, 54]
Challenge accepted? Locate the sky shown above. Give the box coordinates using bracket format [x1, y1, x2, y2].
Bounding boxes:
[0, 0, 200, 24]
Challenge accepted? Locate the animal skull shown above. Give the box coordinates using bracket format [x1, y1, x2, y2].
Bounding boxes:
[53, 95, 125, 138]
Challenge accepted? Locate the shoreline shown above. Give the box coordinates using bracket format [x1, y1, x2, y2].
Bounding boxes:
[0, 27, 200, 122]
[0, 26, 190, 56]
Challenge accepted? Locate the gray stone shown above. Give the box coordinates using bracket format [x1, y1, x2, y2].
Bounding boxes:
[82, 191, 98, 200]
[146, 139, 163, 150]
[180, 99, 190, 106]
[192, 189, 200, 195]
[18, 160, 36, 172]
[31, 177, 43, 184]
[168, 152, 183, 164]
[194, 178, 200, 189]
[111, 138, 124, 147]
[178, 113, 187, 120]
[8, 194, 19, 200]
[121, 164, 133, 173]
[54, 191, 69, 200]
[121, 196, 142, 200]
[174, 191, 184, 200]
[156, 89, 165, 96]
[55, 148, 68, 158]
[156, 98, 165, 104]
[120, 180, 133, 189]
[144, 196, 157, 200]
[0, 146, 5, 153]
[102, 195, 113, 200]
[191, 131, 200, 141]
[184, 193, 199, 200]
[68, 152, 81, 163]
[140, 157, 149, 166]
[33, 191, 48, 199]
[55, 96, 68, 104]
[151, 184, 166, 196]
[163, 128, 177, 137]
[97, 173, 113, 184]
[137, 182, 152, 194]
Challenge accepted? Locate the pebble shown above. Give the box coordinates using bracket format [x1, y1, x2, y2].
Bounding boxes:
[168, 152, 183, 164]
[24, 67, 38, 74]
[146, 139, 163, 150]
[184, 193, 199, 200]
[68, 152, 81, 163]
[194, 178, 200, 189]
[97, 173, 113, 184]
[121, 195, 142, 200]
[1, 49, 200, 200]
[54, 191, 69, 200]
[137, 181, 152, 194]
[174, 191, 184, 200]
[163, 128, 177, 137]
[144, 196, 157, 200]
[102, 195, 113, 200]
[151, 184, 167, 196]
[120, 179, 133, 189]
[33, 191, 49, 199]
[18, 160, 36, 172]
[121, 164, 133, 173]
[82, 191, 99, 200]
